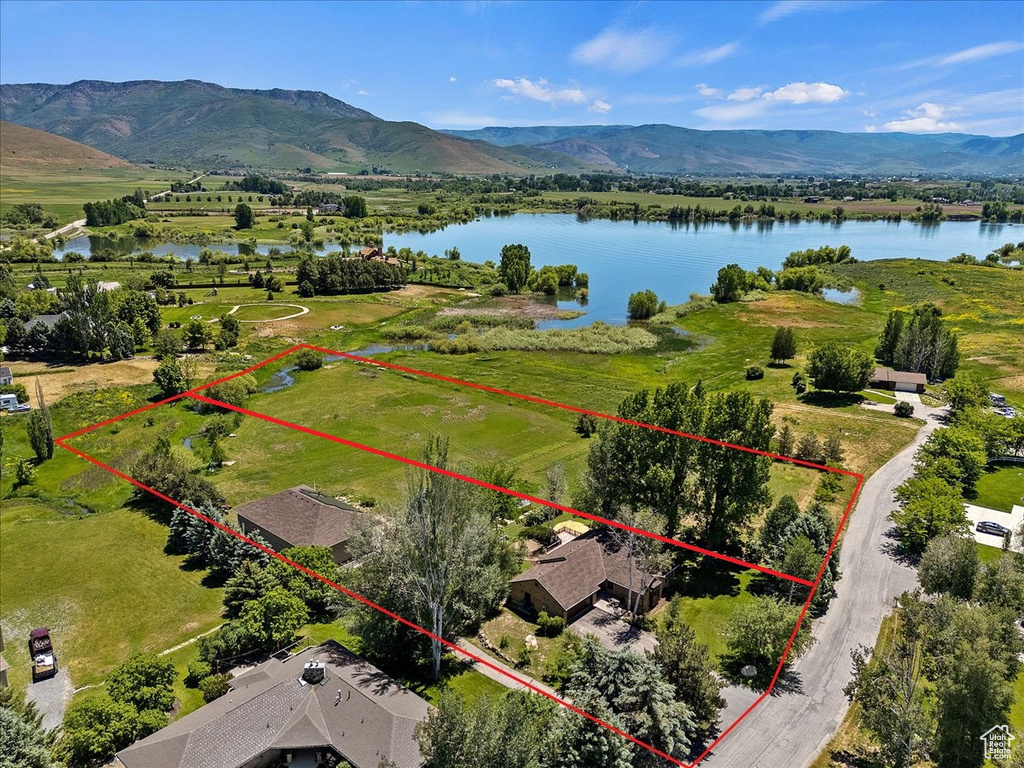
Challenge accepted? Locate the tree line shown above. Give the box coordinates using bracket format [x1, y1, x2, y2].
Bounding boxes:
[83, 189, 147, 227]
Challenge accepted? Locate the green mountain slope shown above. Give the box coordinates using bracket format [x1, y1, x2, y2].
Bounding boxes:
[0, 80, 591, 174]
[444, 124, 1024, 175]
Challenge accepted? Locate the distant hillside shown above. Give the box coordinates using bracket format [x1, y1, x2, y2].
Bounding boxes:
[0, 120, 131, 171]
[444, 124, 1024, 176]
[0, 80, 591, 174]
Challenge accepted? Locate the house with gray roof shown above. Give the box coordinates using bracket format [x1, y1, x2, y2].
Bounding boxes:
[509, 530, 665, 621]
[115, 641, 430, 768]
[235, 486, 362, 564]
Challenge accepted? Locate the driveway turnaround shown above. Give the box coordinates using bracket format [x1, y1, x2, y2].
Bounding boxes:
[570, 605, 658, 655]
[700, 407, 944, 767]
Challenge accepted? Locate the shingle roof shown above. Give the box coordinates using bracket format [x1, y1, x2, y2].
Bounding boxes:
[234, 486, 360, 549]
[0, 366, 11, 379]
[510, 530, 663, 612]
[872, 367, 927, 385]
[116, 641, 430, 768]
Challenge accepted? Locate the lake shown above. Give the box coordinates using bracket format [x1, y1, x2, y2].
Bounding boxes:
[54, 234, 280, 261]
[53, 215, 1018, 328]
[386, 215, 1017, 327]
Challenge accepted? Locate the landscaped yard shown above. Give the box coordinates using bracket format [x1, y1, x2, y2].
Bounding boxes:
[656, 560, 760, 664]
[477, 608, 572, 684]
[974, 462, 1024, 513]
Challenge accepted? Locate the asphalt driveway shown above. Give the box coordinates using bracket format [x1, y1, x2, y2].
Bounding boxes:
[570, 606, 658, 654]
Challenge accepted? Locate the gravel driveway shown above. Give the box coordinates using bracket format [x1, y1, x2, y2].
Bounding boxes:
[26, 667, 73, 731]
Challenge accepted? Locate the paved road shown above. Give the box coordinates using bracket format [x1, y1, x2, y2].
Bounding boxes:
[44, 218, 86, 240]
[700, 406, 944, 768]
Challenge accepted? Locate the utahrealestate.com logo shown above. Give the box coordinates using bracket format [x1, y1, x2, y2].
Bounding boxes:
[981, 725, 1015, 761]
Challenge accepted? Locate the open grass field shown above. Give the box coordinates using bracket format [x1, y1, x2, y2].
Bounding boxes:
[830, 260, 1024, 402]
[0, 497, 224, 690]
[0, 166, 196, 227]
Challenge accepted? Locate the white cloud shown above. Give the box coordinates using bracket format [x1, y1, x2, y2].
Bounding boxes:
[759, 0, 861, 24]
[897, 40, 1024, 70]
[694, 80, 849, 125]
[494, 77, 586, 105]
[881, 102, 964, 133]
[728, 86, 764, 102]
[763, 81, 849, 104]
[588, 99, 612, 114]
[449, 76, 457, 83]
[356, 89, 369, 96]
[938, 40, 1024, 65]
[759, 0, 814, 23]
[338, 79, 359, 90]
[695, 83, 724, 98]
[676, 42, 739, 66]
[572, 27, 670, 73]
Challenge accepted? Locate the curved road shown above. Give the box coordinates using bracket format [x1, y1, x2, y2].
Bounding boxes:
[701, 405, 944, 768]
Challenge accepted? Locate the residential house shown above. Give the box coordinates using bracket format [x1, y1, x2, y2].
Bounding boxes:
[870, 367, 927, 393]
[115, 641, 430, 768]
[0, 366, 12, 386]
[358, 246, 384, 260]
[509, 530, 665, 621]
[235, 486, 362, 564]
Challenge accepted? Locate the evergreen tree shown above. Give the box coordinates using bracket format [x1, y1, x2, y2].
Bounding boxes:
[653, 598, 725, 738]
[223, 559, 277, 618]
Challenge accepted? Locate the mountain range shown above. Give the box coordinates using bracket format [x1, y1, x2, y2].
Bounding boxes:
[1, 79, 1020, 176]
[443, 124, 1024, 176]
[0, 79, 588, 174]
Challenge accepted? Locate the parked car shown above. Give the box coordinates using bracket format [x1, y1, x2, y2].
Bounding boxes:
[976, 521, 1012, 537]
[8, 403, 31, 413]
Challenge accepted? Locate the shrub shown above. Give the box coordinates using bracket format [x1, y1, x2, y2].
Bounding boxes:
[295, 348, 324, 371]
[185, 661, 212, 688]
[576, 412, 598, 437]
[487, 282, 509, 297]
[0, 383, 29, 403]
[627, 289, 665, 320]
[745, 365, 764, 380]
[199, 673, 232, 703]
[894, 401, 915, 417]
[537, 611, 566, 637]
[520, 524, 557, 546]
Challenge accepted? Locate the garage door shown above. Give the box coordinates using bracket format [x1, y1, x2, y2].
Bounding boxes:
[895, 382, 917, 392]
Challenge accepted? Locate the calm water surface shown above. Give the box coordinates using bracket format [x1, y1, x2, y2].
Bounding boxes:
[387, 215, 1016, 327]
[54, 215, 1018, 328]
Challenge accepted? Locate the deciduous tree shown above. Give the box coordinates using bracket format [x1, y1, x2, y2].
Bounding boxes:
[770, 327, 797, 364]
[806, 342, 874, 394]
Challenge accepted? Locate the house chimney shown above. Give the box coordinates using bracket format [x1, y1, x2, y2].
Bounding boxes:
[301, 661, 326, 685]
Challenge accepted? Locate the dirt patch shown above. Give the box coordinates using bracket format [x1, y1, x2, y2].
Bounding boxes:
[8, 358, 161, 404]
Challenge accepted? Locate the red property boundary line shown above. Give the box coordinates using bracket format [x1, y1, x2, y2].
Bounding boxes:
[57, 344, 865, 767]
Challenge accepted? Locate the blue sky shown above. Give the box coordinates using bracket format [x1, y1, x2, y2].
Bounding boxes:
[1, 0, 1022, 135]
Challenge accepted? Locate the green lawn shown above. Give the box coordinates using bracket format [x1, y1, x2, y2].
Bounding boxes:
[974, 462, 1024, 513]
[0, 499, 224, 690]
[657, 561, 759, 663]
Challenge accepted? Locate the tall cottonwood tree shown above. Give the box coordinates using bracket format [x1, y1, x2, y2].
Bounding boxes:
[581, 382, 774, 547]
[355, 437, 519, 680]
